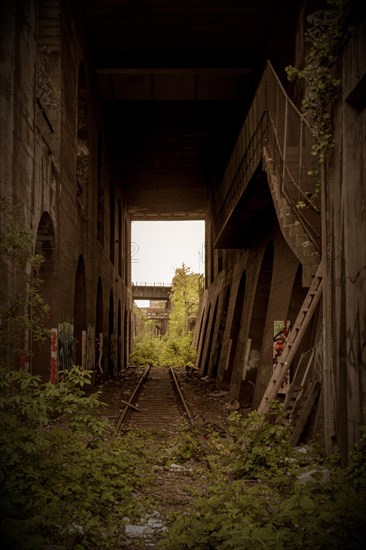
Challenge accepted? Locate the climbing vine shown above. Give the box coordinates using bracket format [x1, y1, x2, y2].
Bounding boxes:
[286, 0, 350, 199]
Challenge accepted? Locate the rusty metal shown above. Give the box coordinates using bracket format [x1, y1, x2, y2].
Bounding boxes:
[170, 367, 195, 426]
[112, 365, 150, 438]
[114, 366, 194, 434]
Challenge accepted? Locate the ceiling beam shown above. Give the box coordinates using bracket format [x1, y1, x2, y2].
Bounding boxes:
[97, 67, 253, 75]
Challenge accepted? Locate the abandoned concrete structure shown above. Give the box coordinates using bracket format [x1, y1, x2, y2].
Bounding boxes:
[0, 0, 365, 462]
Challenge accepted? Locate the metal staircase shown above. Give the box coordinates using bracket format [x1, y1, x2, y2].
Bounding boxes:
[257, 260, 324, 414]
[214, 61, 321, 283]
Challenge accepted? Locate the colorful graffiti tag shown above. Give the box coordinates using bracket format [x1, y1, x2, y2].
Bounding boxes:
[273, 320, 291, 394]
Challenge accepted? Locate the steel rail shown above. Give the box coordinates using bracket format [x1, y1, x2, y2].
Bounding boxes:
[112, 365, 150, 438]
[169, 367, 195, 426]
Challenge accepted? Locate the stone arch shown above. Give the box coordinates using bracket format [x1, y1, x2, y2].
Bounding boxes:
[211, 285, 231, 379]
[197, 303, 211, 373]
[73, 255, 86, 367]
[95, 277, 103, 383]
[110, 178, 115, 264]
[224, 271, 247, 386]
[124, 306, 128, 368]
[202, 296, 219, 376]
[97, 131, 104, 242]
[118, 200, 122, 276]
[32, 212, 56, 381]
[287, 263, 317, 378]
[108, 290, 114, 376]
[243, 241, 274, 404]
[117, 300, 122, 373]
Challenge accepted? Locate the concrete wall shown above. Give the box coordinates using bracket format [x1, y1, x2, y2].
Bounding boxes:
[0, 0, 132, 382]
[196, 219, 313, 406]
[195, 2, 366, 461]
[322, 8, 366, 462]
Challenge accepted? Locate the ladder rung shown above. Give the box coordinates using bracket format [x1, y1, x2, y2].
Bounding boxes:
[257, 260, 324, 414]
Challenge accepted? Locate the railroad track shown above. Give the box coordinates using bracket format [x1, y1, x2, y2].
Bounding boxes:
[112, 366, 194, 437]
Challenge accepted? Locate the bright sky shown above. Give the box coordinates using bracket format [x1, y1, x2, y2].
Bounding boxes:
[131, 220, 205, 285]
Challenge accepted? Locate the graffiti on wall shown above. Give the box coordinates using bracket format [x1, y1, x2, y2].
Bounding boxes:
[273, 320, 291, 394]
[86, 323, 95, 373]
[57, 322, 74, 375]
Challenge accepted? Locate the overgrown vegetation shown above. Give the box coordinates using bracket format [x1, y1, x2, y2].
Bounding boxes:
[2, 200, 365, 549]
[130, 264, 201, 368]
[286, 0, 350, 202]
[0, 197, 50, 367]
[160, 403, 366, 549]
[0, 200, 149, 548]
[0, 367, 150, 548]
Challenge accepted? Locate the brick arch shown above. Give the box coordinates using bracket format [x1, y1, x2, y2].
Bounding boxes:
[32, 211, 56, 381]
[73, 255, 86, 367]
[202, 296, 219, 376]
[196, 302, 211, 373]
[108, 289, 114, 376]
[95, 277, 103, 383]
[211, 285, 231, 379]
[243, 241, 274, 405]
[223, 270, 247, 387]
[117, 300, 122, 373]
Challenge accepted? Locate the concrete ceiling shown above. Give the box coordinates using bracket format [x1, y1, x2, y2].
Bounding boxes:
[84, 0, 302, 220]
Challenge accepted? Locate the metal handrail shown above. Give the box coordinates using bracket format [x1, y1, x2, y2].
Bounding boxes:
[215, 60, 321, 249]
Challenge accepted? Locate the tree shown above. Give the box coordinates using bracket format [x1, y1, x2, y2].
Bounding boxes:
[168, 263, 201, 338]
[0, 197, 49, 371]
[129, 264, 203, 368]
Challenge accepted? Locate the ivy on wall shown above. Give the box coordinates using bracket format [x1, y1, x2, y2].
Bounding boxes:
[286, 0, 350, 198]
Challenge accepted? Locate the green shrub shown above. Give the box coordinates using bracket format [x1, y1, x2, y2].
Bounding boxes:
[129, 334, 165, 367]
[0, 366, 148, 549]
[160, 405, 366, 550]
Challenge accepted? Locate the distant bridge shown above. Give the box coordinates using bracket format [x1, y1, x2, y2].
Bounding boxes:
[132, 283, 172, 301]
[139, 308, 169, 320]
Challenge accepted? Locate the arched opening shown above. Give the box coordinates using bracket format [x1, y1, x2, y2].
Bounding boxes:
[203, 296, 219, 376]
[73, 255, 86, 367]
[108, 290, 114, 377]
[124, 306, 128, 369]
[197, 303, 211, 373]
[118, 200, 122, 276]
[117, 300, 122, 373]
[95, 277, 103, 383]
[32, 212, 56, 381]
[211, 285, 231, 378]
[96, 131, 104, 243]
[224, 271, 246, 386]
[242, 242, 274, 404]
[109, 177, 115, 264]
[288, 263, 316, 379]
[124, 219, 129, 282]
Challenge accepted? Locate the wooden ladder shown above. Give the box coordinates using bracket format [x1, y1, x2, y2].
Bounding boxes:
[257, 260, 324, 414]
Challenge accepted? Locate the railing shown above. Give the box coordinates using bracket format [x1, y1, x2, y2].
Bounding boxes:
[215, 61, 321, 251]
[131, 282, 171, 288]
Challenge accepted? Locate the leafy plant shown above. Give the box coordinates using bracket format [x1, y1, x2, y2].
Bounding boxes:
[0, 366, 149, 549]
[130, 264, 200, 368]
[223, 402, 294, 480]
[286, 0, 350, 201]
[160, 404, 366, 550]
[0, 197, 50, 367]
[0, 199, 150, 548]
[129, 333, 165, 367]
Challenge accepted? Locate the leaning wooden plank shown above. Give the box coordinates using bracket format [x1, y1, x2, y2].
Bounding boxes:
[257, 261, 323, 414]
[284, 348, 315, 412]
[120, 399, 140, 412]
[291, 381, 321, 445]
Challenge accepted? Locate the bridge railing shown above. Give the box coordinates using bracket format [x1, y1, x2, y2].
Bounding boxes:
[214, 60, 321, 251]
[131, 283, 171, 288]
